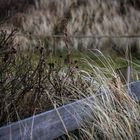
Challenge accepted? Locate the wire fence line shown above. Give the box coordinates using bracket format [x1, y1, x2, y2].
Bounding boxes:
[44, 34, 140, 39]
[14, 32, 140, 39]
[17, 33, 140, 54]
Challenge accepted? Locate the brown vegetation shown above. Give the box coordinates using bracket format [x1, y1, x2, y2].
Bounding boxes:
[0, 0, 139, 55]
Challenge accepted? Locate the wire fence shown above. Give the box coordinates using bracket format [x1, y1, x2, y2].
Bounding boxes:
[43, 34, 140, 39]
[21, 33, 140, 39]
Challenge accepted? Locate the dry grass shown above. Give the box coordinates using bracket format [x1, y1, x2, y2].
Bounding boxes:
[0, 0, 140, 54]
[56, 53, 140, 140]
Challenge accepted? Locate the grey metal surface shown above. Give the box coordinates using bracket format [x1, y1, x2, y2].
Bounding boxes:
[0, 81, 140, 140]
[126, 81, 140, 102]
[0, 97, 92, 140]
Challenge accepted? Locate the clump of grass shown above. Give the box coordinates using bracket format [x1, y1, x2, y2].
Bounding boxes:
[57, 51, 140, 140]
